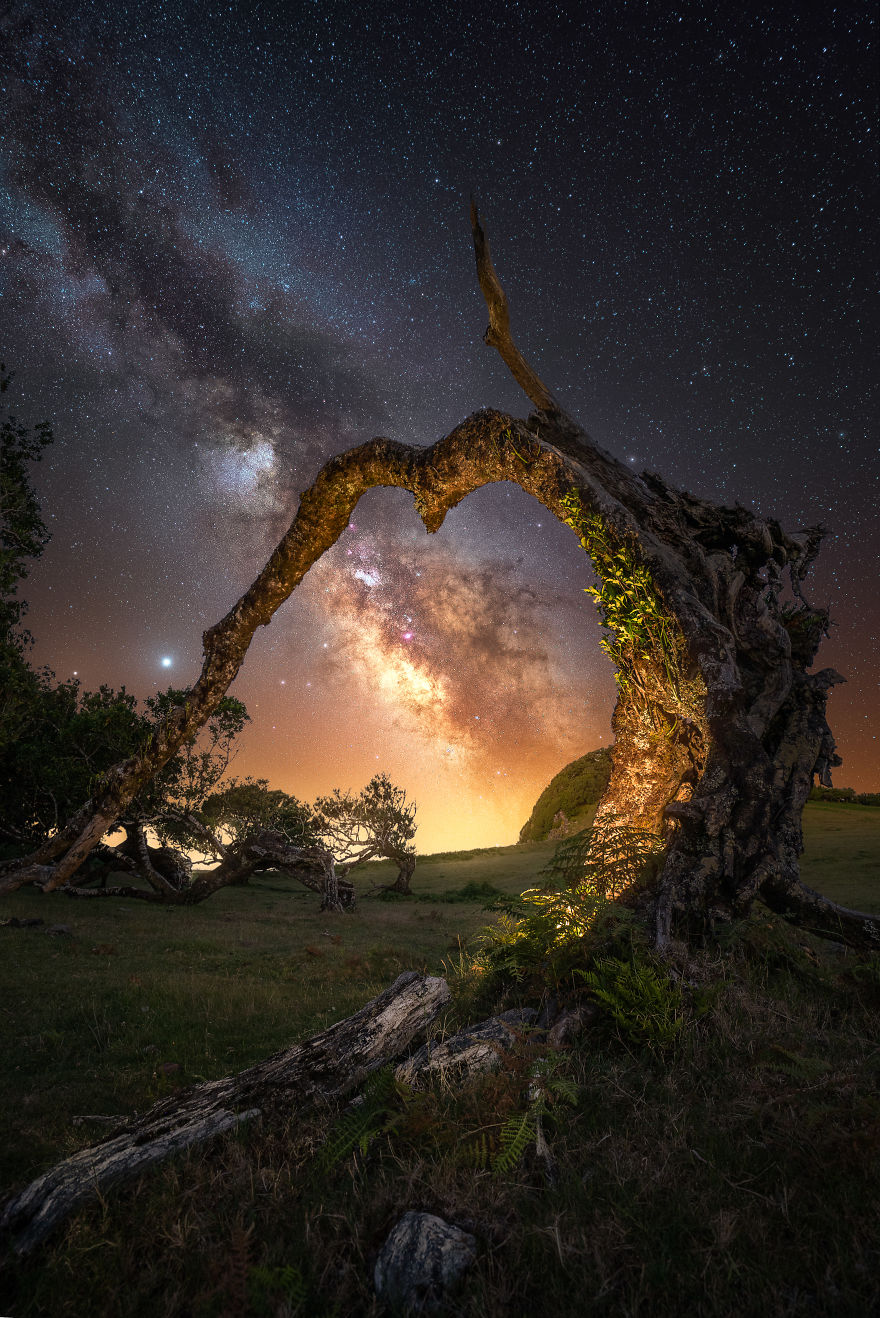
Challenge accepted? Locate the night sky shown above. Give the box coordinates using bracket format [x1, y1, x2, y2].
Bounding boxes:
[2, 1, 877, 852]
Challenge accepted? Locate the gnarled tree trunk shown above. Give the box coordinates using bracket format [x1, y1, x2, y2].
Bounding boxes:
[2, 207, 876, 950]
[63, 831, 355, 910]
[386, 851, 416, 895]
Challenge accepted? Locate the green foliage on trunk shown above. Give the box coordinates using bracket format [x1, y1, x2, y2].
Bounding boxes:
[559, 491, 687, 702]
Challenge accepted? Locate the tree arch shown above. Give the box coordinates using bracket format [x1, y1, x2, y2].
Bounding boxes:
[3, 207, 877, 950]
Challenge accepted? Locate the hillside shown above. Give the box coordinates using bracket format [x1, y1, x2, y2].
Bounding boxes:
[518, 746, 613, 841]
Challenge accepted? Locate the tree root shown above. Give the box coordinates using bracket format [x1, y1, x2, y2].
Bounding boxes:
[762, 879, 880, 951]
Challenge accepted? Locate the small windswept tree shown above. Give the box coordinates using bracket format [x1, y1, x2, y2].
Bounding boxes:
[68, 724, 352, 911]
[106, 688, 250, 894]
[190, 777, 329, 894]
[200, 777, 317, 852]
[313, 773, 417, 894]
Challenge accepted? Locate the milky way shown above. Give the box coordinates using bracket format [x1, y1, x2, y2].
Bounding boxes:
[1, 1, 876, 849]
[314, 520, 599, 756]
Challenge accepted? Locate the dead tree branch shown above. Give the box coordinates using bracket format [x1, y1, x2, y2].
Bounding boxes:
[1, 971, 450, 1255]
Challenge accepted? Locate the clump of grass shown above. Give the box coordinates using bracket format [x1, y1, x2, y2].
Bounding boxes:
[417, 879, 507, 905]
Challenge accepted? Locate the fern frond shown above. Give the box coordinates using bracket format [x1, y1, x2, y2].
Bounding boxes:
[460, 1131, 493, 1170]
[582, 956, 685, 1051]
[318, 1067, 401, 1170]
[547, 1074, 580, 1107]
[492, 1110, 536, 1175]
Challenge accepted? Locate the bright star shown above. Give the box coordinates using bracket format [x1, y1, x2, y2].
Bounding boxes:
[161, 656, 173, 668]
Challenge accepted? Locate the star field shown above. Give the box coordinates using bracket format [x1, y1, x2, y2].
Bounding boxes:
[1, 0, 877, 850]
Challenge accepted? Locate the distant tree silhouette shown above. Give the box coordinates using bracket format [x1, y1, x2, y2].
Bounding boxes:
[314, 773, 417, 894]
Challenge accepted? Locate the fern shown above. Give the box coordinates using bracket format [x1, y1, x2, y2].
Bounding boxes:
[528, 1054, 581, 1115]
[531, 1057, 580, 1109]
[540, 817, 665, 899]
[478, 817, 660, 985]
[493, 1109, 537, 1174]
[220, 1217, 253, 1318]
[461, 1131, 494, 1170]
[580, 956, 685, 1051]
[761, 1045, 833, 1082]
[318, 1067, 407, 1170]
[460, 1054, 579, 1177]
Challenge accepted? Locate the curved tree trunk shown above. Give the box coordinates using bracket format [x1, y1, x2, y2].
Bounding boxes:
[62, 831, 355, 909]
[2, 207, 876, 950]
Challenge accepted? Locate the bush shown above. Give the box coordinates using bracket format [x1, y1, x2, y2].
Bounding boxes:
[808, 785, 880, 805]
[477, 819, 662, 988]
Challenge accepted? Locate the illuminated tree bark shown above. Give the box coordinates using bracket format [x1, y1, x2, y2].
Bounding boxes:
[1, 208, 876, 950]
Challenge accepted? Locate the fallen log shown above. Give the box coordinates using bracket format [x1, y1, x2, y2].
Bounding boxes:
[396, 1008, 538, 1088]
[1, 970, 450, 1256]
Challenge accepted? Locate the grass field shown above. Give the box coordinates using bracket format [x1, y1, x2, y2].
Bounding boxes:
[797, 802, 880, 908]
[1, 804, 878, 1316]
[0, 837, 559, 1193]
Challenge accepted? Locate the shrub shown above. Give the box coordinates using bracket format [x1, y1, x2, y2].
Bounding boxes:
[579, 955, 686, 1052]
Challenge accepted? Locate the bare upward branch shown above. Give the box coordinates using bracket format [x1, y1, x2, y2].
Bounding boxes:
[470, 199, 560, 417]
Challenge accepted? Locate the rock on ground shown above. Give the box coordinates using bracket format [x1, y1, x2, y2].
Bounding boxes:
[374, 1210, 477, 1314]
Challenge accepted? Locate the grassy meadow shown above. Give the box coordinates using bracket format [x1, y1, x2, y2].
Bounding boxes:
[1, 804, 878, 1316]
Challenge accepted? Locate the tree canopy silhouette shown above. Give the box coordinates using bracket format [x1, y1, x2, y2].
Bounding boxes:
[2, 209, 876, 951]
[314, 773, 418, 894]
